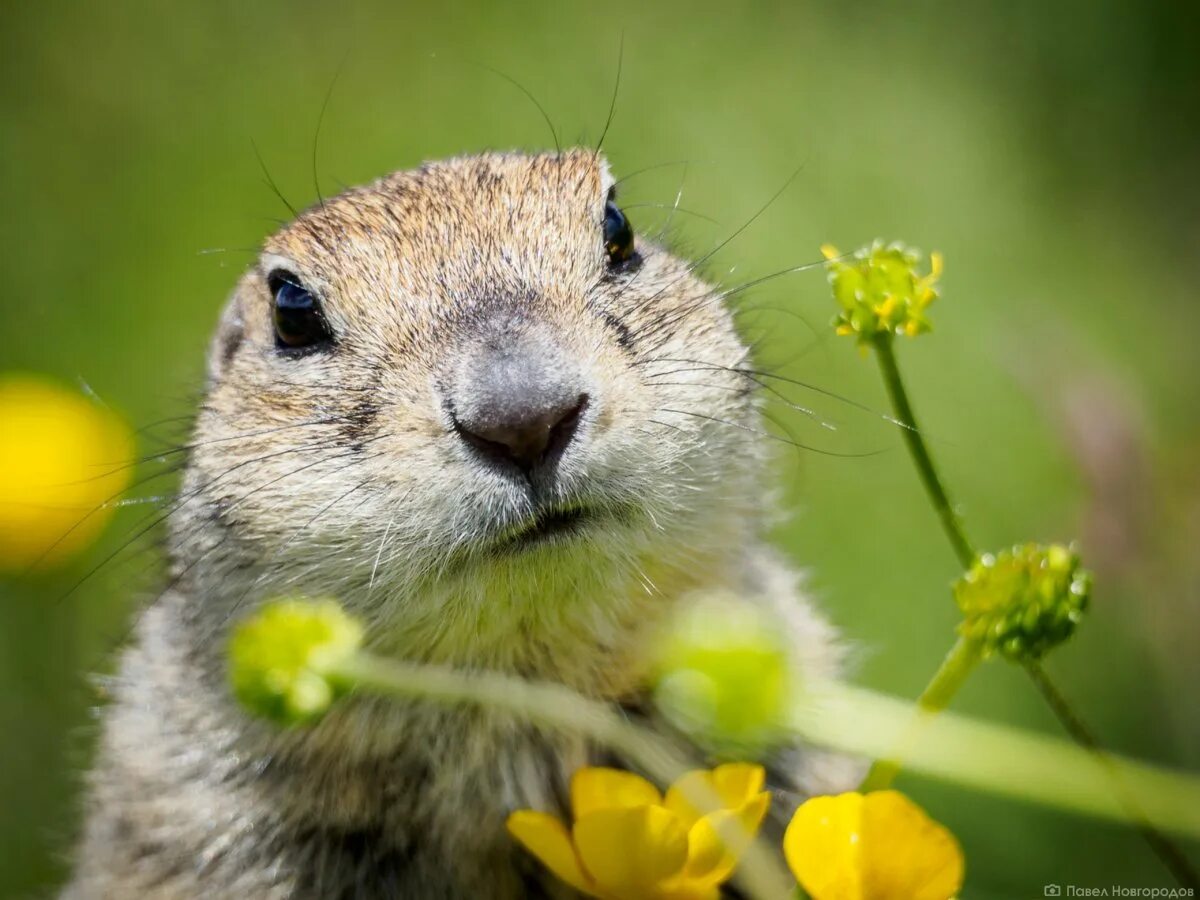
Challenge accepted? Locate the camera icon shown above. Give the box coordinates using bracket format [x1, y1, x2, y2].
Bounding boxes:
[1044, 887, 1062, 897]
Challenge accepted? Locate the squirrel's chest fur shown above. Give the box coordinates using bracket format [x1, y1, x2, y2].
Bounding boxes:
[70, 594, 591, 900]
[68, 549, 852, 900]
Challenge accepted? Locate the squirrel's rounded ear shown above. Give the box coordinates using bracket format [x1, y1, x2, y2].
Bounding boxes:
[207, 293, 245, 385]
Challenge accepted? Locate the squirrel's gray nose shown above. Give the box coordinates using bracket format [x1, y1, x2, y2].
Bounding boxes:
[449, 333, 588, 474]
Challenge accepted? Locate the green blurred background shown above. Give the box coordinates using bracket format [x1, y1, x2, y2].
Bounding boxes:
[2, 2, 1197, 896]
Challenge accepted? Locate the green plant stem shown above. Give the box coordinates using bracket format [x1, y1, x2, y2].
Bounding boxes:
[859, 635, 983, 791]
[1025, 661, 1199, 890]
[871, 332, 975, 569]
[867, 331, 1198, 886]
[796, 683, 1200, 839]
[325, 654, 1200, 841]
[332, 653, 798, 900]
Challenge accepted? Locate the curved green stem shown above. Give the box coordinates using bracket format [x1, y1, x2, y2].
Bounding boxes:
[333, 654, 798, 900]
[1025, 661, 1199, 890]
[865, 331, 1197, 885]
[859, 635, 983, 791]
[327, 653, 1200, 841]
[796, 683, 1200, 839]
[871, 333, 975, 569]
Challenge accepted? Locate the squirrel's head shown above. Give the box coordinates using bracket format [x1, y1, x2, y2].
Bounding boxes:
[177, 150, 764, 684]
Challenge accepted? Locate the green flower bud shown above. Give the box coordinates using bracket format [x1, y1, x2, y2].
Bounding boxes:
[822, 240, 943, 345]
[228, 598, 364, 725]
[954, 544, 1091, 662]
[653, 595, 793, 757]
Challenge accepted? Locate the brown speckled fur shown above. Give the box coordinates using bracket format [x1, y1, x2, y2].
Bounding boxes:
[66, 151, 858, 899]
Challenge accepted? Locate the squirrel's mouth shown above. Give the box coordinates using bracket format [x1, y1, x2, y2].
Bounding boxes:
[492, 503, 595, 552]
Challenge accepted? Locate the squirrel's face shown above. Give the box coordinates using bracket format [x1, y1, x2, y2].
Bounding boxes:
[179, 151, 763, 668]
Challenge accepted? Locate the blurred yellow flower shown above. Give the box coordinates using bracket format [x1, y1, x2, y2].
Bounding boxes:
[653, 595, 792, 757]
[507, 763, 770, 900]
[822, 241, 943, 345]
[784, 790, 964, 900]
[0, 373, 134, 571]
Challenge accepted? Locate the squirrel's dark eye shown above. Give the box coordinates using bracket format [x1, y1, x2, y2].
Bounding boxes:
[268, 271, 333, 352]
[603, 199, 635, 265]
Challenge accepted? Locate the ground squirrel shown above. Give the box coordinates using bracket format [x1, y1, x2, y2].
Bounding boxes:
[66, 150, 855, 899]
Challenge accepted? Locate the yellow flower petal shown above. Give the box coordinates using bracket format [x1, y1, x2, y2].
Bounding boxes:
[860, 791, 964, 900]
[711, 763, 766, 807]
[572, 767, 663, 818]
[574, 806, 689, 897]
[930, 251, 944, 279]
[665, 763, 765, 827]
[506, 810, 599, 896]
[664, 772, 714, 827]
[658, 887, 721, 900]
[820, 243, 840, 260]
[683, 791, 770, 884]
[784, 793, 864, 900]
[822, 241, 942, 345]
[783, 791, 964, 900]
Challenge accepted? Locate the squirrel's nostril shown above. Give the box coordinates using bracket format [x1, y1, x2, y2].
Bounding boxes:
[449, 326, 591, 476]
[453, 393, 588, 473]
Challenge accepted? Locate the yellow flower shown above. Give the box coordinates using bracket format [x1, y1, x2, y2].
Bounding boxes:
[784, 790, 964, 900]
[228, 598, 364, 725]
[507, 763, 770, 900]
[0, 373, 134, 571]
[821, 241, 943, 346]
